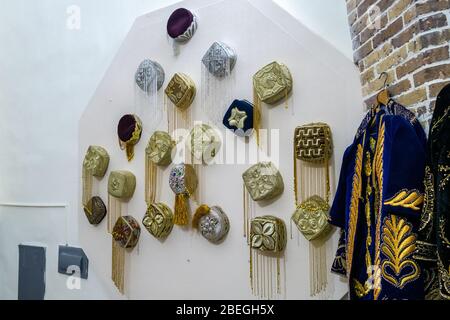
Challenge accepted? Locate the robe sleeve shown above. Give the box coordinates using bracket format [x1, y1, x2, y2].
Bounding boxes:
[382, 116, 426, 221]
[331, 228, 347, 277]
[328, 146, 353, 229]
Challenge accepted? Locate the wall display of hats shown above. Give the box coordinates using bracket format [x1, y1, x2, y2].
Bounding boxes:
[76, 2, 364, 301]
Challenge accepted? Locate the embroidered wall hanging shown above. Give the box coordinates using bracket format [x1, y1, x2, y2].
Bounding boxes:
[165, 73, 196, 138]
[253, 61, 292, 144]
[192, 205, 230, 244]
[250, 215, 287, 299]
[201, 41, 237, 125]
[169, 163, 198, 226]
[112, 215, 140, 294]
[292, 122, 333, 296]
[82, 146, 109, 225]
[134, 59, 165, 135]
[117, 114, 142, 162]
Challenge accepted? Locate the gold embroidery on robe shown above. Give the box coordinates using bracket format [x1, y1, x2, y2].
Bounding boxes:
[438, 165, 450, 190]
[384, 189, 424, 211]
[347, 143, 364, 276]
[437, 256, 450, 299]
[380, 215, 420, 288]
[373, 120, 385, 300]
[419, 166, 435, 238]
[353, 279, 371, 298]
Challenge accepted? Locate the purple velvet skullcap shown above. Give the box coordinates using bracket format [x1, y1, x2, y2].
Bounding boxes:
[167, 8, 197, 41]
[118, 114, 140, 142]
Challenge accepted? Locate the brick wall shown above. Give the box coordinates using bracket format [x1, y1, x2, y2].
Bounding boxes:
[347, 0, 450, 127]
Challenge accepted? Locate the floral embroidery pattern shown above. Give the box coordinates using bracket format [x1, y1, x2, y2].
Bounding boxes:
[250, 216, 286, 253]
[381, 215, 420, 289]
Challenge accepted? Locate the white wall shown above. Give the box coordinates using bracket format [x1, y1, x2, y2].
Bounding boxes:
[0, 0, 355, 299]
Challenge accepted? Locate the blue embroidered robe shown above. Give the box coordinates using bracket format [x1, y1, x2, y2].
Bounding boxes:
[329, 101, 427, 300]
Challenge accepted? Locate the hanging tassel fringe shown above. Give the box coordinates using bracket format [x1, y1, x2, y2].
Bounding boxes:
[134, 64, 161, 135]
[201, 61, 233, 125]
[174, 194, 189, 226]
[192, 164, 202, 204]
[253, 89, 261, 146]
[108, 195, 122, 234]
[145, 155, 158, 206]
[167, 97, 193, 136]
[250, 251, 284, 300]
[243, 183, 255, 240]
[82, 167, 93, 207]
[294, 156, 331, 296]
[112, 239, 125, 294]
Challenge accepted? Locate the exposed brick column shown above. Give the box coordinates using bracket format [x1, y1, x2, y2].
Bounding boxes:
[347, 0, 450, 126]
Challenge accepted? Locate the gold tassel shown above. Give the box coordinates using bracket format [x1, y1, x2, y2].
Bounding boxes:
[253, 88, 261, 146]
[111, 194, 124, 294]
[250, 245, 253, 293]
[126, 144, 134, 162]
[112, 239, 125, 294]
[243, 182, 249, 238]
[192, 164, 201, 203]
[108, 195, 122, 234]
[82, 167, 93, 207]
[192, 205, 210, 229]
[145, 155, 157, 206]
[174, 194, 189, 226]
[277, 257, 281, 295]
[250, 251, 285, 299]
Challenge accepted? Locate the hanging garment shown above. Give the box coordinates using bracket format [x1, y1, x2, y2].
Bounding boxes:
[414, 84, 450, 300]
[329, 101, 427, 300]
